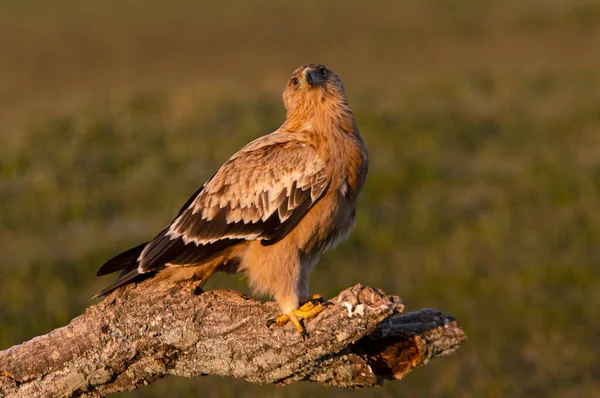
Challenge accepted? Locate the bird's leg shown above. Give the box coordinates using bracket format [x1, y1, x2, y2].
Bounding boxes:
[270, 294, 327, 337]
[266, 257, 327, 337]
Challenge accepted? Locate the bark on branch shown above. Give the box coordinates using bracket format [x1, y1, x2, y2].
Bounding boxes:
[0, 280, 466, 397]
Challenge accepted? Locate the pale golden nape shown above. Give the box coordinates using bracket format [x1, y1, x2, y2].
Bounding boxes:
[96, 63, 368, 336]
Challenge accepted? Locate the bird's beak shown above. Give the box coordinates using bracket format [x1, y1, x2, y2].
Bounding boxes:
[302, 68, 326, 88]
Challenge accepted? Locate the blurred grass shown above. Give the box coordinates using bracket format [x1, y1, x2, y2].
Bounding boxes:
[2, 0, 600, 397]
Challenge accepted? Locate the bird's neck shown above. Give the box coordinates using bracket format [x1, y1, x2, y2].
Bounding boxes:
[283, 100, 359, 138]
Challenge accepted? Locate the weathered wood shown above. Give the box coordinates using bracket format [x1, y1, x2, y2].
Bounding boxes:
[0, 280, 466, 397]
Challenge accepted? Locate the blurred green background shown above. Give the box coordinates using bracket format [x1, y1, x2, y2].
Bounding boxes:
[1, 0, 600, 397]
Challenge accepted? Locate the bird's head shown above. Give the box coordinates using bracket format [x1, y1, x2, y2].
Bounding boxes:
[282, 63, 350, 123]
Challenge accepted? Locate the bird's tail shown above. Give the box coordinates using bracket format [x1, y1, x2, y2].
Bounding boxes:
[92, 269, 146, 298]
[93, 242, 150, 298]
[96, 242, 148, 276]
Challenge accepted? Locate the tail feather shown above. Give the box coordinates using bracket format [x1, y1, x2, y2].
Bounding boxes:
[93, 269, 149, 298]
[94, 242, 150, 298]
[96, 242, 148, 276]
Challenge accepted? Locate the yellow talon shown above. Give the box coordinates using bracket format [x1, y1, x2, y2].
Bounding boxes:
[271, 294, 327, 338]
[304, 293, 324, 304]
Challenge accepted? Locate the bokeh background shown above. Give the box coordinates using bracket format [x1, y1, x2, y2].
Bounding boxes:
[2, 1, 600, 397]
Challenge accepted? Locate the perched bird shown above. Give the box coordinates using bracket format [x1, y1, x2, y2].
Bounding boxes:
[95, 63, 368, 335]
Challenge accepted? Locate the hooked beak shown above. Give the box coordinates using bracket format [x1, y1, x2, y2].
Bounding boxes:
[302, 68, 326, 87]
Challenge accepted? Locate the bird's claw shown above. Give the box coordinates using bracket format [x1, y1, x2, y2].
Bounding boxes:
[267, 294, 328, 339]
[301, 293, 325, 306]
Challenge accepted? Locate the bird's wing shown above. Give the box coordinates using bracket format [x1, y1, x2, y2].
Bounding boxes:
[137, 136, 329, 273]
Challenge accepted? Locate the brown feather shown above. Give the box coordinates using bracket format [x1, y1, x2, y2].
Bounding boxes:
[96, 63, 368, 321]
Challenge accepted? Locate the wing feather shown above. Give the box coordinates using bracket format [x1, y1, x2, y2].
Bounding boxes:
[137, 136, 328, 273]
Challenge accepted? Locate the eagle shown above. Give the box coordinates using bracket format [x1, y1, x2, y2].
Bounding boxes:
[95, 63, 368, 335]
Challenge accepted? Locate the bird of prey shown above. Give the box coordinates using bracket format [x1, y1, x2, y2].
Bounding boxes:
[95, 63, 368, 335]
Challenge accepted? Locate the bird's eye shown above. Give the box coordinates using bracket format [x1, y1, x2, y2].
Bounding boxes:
[291, 77, 299, 86]
[318, 68, 327, 77]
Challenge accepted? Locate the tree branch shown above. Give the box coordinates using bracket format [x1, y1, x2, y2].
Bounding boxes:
[0, 280, 466, 397]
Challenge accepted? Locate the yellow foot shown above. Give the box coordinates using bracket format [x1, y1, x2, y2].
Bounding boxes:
[300, 294, 325, 307]
[268, 294, 327, 338]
